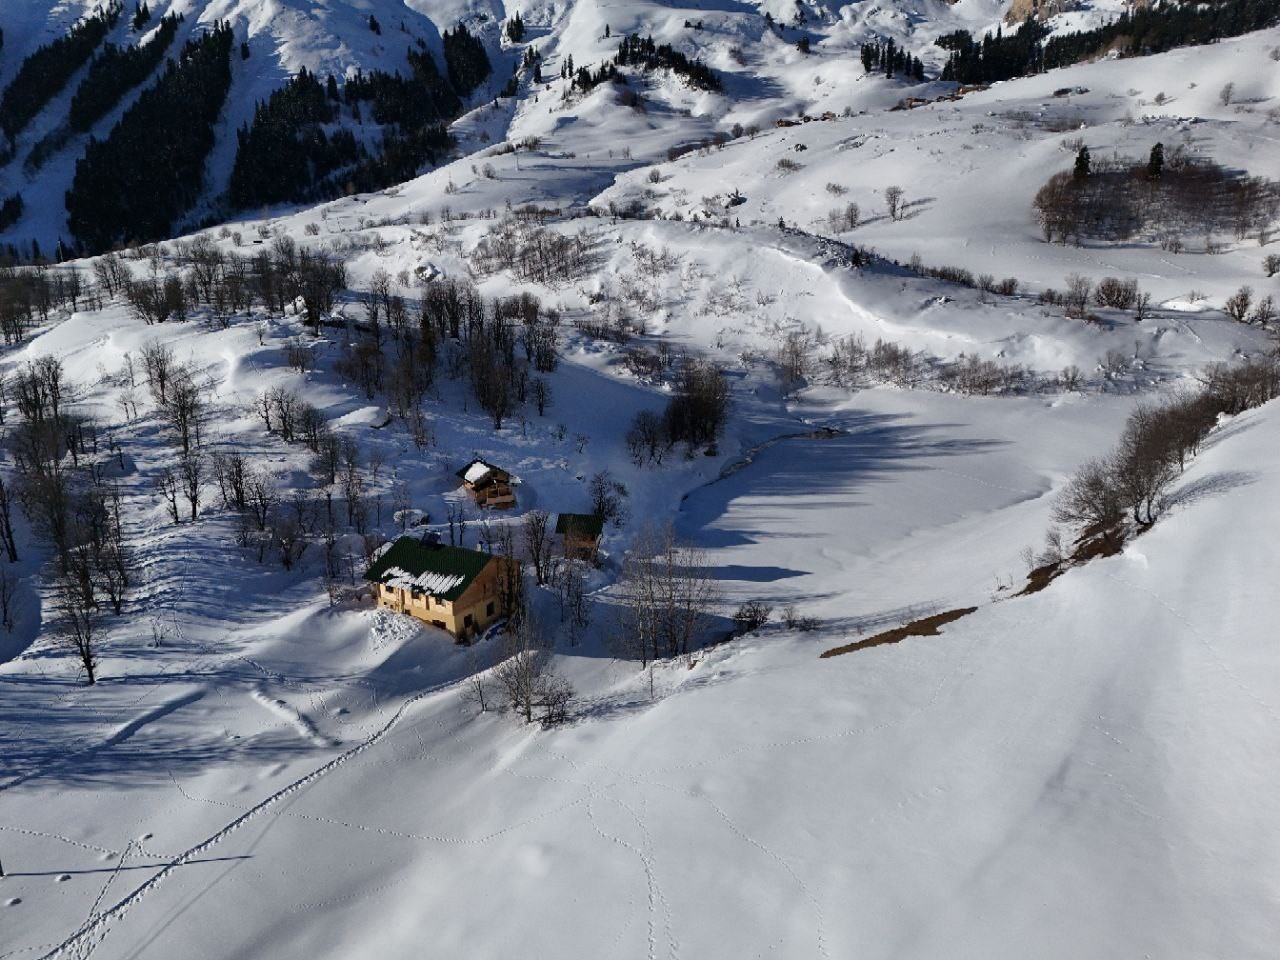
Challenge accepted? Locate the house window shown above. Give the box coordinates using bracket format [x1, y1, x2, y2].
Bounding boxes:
[486, 602, 495, 617]
[464, 614, 474, 627]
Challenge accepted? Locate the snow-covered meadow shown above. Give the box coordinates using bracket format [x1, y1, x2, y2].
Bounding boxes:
[1, 0, 1280, 956]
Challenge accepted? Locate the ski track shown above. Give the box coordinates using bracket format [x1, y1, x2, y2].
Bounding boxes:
[29, 674, 467, 960]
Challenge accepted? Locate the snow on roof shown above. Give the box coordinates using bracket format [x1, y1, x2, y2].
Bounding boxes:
[379, 565, 466, 597]
[463, 461, 492, 484]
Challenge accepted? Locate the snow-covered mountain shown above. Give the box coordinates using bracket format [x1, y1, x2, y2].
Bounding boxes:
[2, 0, 1280, 956]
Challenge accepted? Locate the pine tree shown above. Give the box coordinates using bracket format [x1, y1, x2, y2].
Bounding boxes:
[1146, 142, 1164, 179]
[1073, 145, 1091, 180]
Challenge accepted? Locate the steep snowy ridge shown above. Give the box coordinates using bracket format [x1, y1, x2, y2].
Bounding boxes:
[0, 0, 514, 247]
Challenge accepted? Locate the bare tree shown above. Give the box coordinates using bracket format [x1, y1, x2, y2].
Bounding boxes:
[493, 614, 572, 725]
[777, 329, 813, 399]
[590, 470, 628, 528]
[884, 185, 905, 221]
[1064, 273, 1093, 319]
[1053, 457, 1124, 530]
[1224, 286, 1253, 323]
[140, 340, 176, 406]
[244, 469, 279, 530]
[338, 438, 365, 530]
[154, 466, 180, 524]
[626, 410, 670, 466]
[531, 377, 551, 416]
[0, 475, 19, 561]
[493, 618, 544, 724]
[462, 643, 495, 714]
[0, 566, 18, 631]
[178, 453, 205, 520]
[164, 368, 206, 456]
[733, 600, 773, 634]
[1248, 295, 1276, 326]
[1134, 291, 1153, 322]
[1113, 404, 1179, 525]
[553, 559, 592, 645]
[522, 509, 553, 585]
[447, 500, 467, 547]
[211, 450, 249, 510]
[613, 523, 718, 666]
[56, 570, 100, 684]
[93, 253, 129, 298]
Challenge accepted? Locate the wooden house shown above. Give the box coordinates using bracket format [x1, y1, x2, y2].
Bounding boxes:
[555, 512, 605, 561]
[366, 538, 518, 640]
[456, 459, 516, 510]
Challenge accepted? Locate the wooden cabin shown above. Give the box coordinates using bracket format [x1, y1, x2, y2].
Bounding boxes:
[456, 459, 516, 510]
[366, 538, 518, 640]
[555, 512, 605, 561]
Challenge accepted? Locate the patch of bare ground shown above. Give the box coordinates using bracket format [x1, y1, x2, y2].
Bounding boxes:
[819, 607, 979, 658]
[1017, 523, 1126, 597]
[822, 524, 1126, 659]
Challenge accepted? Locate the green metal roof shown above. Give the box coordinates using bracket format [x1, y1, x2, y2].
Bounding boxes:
[555, 513, 605, 539]
[364, 538, 494, 602]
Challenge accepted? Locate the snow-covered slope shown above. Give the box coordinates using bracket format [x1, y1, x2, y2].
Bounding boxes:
[1, 2, 1280, 956]
[3, 356, 1278, 959]
[0, 0, 513, 248]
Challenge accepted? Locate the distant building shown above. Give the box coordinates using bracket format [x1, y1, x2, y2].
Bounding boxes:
[456, 459, 516, 509]
[366, 537, 518, 640]
[555, 512, 605, 561]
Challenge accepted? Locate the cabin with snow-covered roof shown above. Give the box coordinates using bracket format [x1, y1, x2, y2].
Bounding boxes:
[365, 538, 518, 639]
[456, 458, 516, 509]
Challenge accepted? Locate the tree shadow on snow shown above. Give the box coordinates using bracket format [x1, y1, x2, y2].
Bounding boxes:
[676, 410, 1006, 554]
[1168, 469, 1256, 509]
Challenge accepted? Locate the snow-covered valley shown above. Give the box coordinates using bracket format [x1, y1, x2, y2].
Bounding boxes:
[1, 0, 1280, 956]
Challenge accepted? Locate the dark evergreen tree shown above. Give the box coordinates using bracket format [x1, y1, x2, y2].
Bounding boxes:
[938, 20, 1046, 84]
[860, 42, 875, 72]
[344, 45, 460, 126]
[229, 67, 356, 208]
[0, 193, 23, 231]
[132, 2, 151, 30]
[68, 13, 182, 132]
[938, 0, 1280, 86]
[368, 15, 382, 34]
[66, 23, 234, 252]
[505, 12, 526, 43]
[615, 34, 720, 91]
[1146, 142, 1164, 180]
[443, 24, 492, 97]
[0, 2, 123, 141]
[1074, 145, 1092, 180]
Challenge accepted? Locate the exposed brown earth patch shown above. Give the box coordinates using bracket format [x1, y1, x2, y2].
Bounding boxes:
[820, 607, 979, 658]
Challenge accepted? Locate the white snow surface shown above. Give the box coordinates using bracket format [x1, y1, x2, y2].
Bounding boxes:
[0, 4, 1279, 958]
[379, 564, 467, 595]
